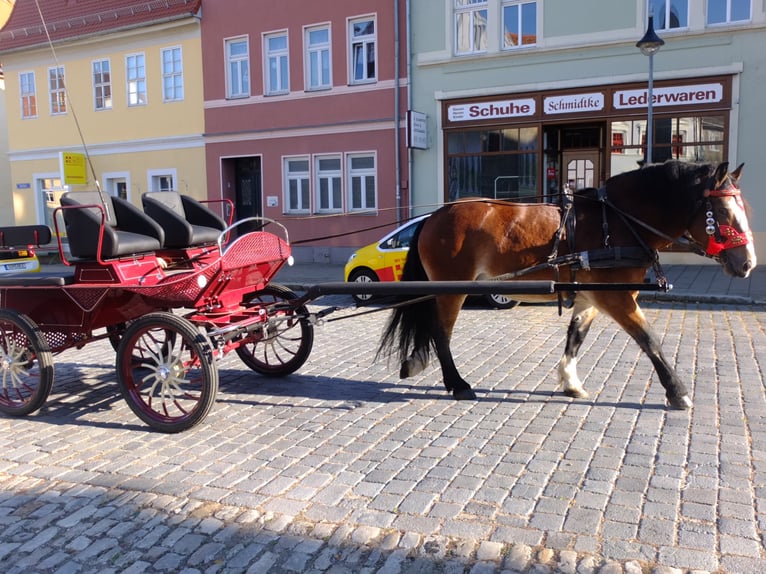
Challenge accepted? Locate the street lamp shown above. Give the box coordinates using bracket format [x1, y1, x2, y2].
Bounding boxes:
[636, 11, 664, 164]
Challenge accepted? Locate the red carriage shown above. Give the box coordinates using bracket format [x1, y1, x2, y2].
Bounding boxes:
[0, 191, 313, 433]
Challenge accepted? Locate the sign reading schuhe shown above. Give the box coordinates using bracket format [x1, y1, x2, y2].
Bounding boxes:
[448, 98, 536, 122]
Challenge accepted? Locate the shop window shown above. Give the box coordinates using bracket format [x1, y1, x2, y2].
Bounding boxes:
[609, 115, 725, 175]
[446, 126, 538, 202]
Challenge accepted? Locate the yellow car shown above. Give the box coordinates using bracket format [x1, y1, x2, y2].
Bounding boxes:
[0, 247, 40, 275]
[344, 215, 517, 309]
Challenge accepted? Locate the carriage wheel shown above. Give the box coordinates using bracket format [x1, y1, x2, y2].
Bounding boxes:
[235, 284, 314, 377]
[116, 312, 218, 433]
[0, 310, 54, 417]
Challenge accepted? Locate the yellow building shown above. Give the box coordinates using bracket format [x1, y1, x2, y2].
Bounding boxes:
[0, 0, 204, 231]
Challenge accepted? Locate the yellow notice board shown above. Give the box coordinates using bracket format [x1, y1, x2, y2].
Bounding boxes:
[59, 152, 88, 185]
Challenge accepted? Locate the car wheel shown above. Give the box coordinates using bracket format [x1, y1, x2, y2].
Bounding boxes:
[485, 293, 519, 310]
[348, 268, 379, 304]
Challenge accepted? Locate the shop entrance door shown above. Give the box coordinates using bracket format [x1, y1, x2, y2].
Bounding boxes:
[562, 150, 600, 191]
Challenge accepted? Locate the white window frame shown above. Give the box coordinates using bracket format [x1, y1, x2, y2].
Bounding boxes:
[347, 153, 377, 212]
[19, 71, 37, 119]
[92, 59, 112, 111]
[305, 24, 332, 90]
[48, 66, 66, 115]
[455, 0, 488, 56]
[349, 16, 376, 84]
[648, 0, 689, 30]
[161, 46, 184, 102]
[226, 36, 250, 99]
[126, 53, 147, 106]
[264, 31, 289, 96]
[102, 171, 131, 202]
[314, 155, 343, 213]
[147, 169, 177, 193]
[283, 156, 311, 214]
[706, 0, 751, 25]
[502, 0, 537, 49]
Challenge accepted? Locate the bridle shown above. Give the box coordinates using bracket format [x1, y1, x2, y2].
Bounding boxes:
[699, 186, 752, 257]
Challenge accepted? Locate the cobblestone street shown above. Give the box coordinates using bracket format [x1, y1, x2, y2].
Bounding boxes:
[1, 299, 765, 573]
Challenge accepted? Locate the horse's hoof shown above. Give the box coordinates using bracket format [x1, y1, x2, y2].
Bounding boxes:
[453, 388, 477, 400]
[668, 394, 692, 410]
[563, 387, 589, 400]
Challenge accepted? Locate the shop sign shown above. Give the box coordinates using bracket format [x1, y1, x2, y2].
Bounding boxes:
[544, 92, 604, 115]
[448, 98, 536, 122]
[407, 110, 429, 149]
[614, 82, 723, 109]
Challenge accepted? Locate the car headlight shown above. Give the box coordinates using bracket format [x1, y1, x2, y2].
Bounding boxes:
[346, 252, 357, 264]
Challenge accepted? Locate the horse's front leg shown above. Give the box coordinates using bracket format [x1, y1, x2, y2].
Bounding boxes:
[434, 294, 476, 400]
[601, 295, 692, 410]
[559, 299, 599, 399]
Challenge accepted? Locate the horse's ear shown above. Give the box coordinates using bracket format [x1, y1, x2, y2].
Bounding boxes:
[713, 162, 730, 186]
[731, 163, 745, 182]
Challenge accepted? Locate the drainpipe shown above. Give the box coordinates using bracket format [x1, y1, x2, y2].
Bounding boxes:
[394, 0, 402, 225]
[406, 0, 413, 219]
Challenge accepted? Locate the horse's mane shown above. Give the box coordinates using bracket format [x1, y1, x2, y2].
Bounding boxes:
[574, 160, 714, 205]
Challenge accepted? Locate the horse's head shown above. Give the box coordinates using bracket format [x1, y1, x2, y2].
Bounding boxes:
[686, 162, 756, 278]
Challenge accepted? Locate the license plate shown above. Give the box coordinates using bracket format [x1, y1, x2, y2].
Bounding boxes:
[3, 262, 30, 270]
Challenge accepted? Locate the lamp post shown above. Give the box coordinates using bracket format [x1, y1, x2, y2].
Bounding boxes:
[636, 12, 664, 165]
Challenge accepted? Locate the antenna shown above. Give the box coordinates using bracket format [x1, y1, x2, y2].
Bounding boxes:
[33, 0, 109, 216]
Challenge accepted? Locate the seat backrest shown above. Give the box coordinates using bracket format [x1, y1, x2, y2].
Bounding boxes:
[143, 191, 186, 218]
[61, 191, 117, 227]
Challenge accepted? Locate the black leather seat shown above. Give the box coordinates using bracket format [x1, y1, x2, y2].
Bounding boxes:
[142, 192, 227, 248]
[60, 192, 164, 259]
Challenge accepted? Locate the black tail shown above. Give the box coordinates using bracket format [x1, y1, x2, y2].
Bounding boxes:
[376, 220, 437, 366]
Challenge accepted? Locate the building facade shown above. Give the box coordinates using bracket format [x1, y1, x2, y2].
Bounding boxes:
[409, 0, 766, 260]
[202, 0, 409, 263]
[0, 0, 205, 232]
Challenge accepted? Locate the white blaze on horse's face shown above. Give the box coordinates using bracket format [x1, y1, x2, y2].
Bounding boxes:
[717, 192, 757, 278]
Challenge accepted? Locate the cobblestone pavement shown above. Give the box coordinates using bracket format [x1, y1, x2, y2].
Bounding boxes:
[1, 298, 765, 573]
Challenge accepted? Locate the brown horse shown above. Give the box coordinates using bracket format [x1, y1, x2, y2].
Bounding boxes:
[378, 161, 756, 409]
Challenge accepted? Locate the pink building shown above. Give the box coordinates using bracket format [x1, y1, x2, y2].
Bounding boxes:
[202, 0, 409, 264]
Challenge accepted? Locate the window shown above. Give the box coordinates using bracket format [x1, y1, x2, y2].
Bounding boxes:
[350, 17, 376, 84]
[306, 26, 331, 90]
[148, 169, 177, 192]
[315, 155, 342, 212]
[126, 54, 146, 106]
[19, 72, 37, 119]
[226, 37, 250, 98]
[502, 1, 537, 48]
[265, 32, 289, 95]
[48, 66, 66, 115]
[446, 127, 539, 201]
[707, 0, 751, 24]
[284, 157, 310, 213]
[348, 154, 376, 211]
[93, 59, 112, 111]
[649, 0, 688, 30]
[609, 115, 726, 174]
[455, 0, 487, 55]
[162, 47, 184, 102]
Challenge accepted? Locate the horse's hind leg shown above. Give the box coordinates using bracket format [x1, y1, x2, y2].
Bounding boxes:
[434, 295, 476, 400]
[601, 294, 691, 410]
[559, 299, 599, 399]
